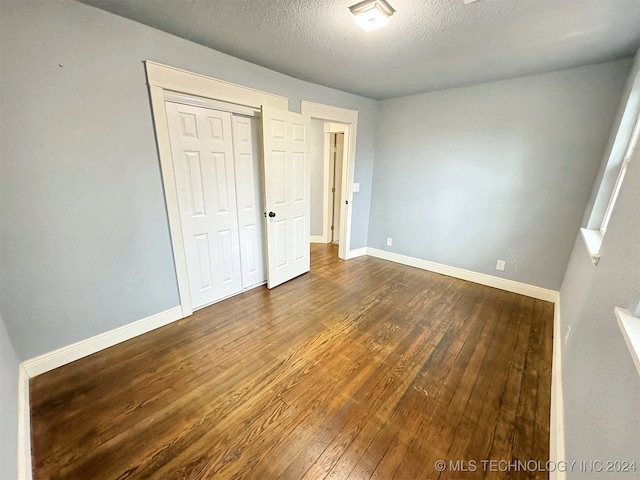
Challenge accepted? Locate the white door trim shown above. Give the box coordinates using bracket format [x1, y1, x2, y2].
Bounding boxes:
[301, 101, 358, 260]
[146, 61, 288, 110]
[300, 100, 358, 124]
[146, 61, 288, 317]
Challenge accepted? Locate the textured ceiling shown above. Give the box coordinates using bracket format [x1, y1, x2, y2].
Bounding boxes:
[79, 0, 640, 100]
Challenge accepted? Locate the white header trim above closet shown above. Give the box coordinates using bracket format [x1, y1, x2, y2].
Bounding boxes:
[146, 61, 288, 110]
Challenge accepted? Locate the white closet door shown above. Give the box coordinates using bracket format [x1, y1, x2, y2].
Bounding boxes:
[165, 102, 242, 309]
[231, 115, 266, 289]
[261, 106, 311, 289]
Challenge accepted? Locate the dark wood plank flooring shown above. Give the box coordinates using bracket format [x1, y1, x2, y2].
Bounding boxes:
[30, 244, 553, 479]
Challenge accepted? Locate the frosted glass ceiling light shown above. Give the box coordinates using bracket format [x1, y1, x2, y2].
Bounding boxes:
[349, 0, 395, 32]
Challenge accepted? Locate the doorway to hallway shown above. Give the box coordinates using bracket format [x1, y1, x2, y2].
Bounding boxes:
[329, 132, 344, 245]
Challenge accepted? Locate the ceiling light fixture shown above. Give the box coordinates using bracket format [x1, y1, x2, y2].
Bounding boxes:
[349, 0, 395, 32]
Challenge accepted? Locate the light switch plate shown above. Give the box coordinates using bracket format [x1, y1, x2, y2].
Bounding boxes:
[353, 183, 360, 192]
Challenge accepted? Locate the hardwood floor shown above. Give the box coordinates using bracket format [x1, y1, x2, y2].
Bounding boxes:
[30, 244, 553, 479]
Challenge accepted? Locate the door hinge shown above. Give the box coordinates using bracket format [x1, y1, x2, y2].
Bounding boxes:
[332, 187, 335, 193]
[331, 225, 334, 230]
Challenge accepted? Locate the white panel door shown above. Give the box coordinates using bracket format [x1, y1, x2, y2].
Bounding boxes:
[231, 115, 266, 289]
[165, 102, 242, 308]
[261, 106, 311, 289]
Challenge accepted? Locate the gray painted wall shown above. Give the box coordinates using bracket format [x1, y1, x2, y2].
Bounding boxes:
[559, 150, 640, 478]
[310, 120, 325, 237]
[559, 64, 640, 478]
[0, 0, 377, 359]
[2, 1, 637, 472]
[368, 61, 631, 290]
[0, 315, 19, 480]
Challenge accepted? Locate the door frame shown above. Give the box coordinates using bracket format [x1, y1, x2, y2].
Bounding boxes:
[323, 124, 347, 244]
[301, 101, 358, 260]
[145, 61, 288, 317]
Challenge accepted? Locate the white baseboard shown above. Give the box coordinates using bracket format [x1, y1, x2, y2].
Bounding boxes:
[17, 365, 32, 480]
[346, 247, 367, 259]
[17, 306, 183, 480]
[367, 247, 565, 474]
[310, 235, 326, 244]
[365, 248, 558, 303]
[21, 306, 183, 378]
[550, 297, 566, 480]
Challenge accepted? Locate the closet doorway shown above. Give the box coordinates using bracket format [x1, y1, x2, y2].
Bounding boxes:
[165, 100, 265, 310]
[163, 97, 312, 309]
[147, 63, 356, 317]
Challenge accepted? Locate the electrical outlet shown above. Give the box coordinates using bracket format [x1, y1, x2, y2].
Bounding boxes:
[496, 260, 506, 271]
[353, 182, 360, 192]
[386, 237, 393, 247]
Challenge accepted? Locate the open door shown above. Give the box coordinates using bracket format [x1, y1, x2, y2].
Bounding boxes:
[261, 106, 311, 289]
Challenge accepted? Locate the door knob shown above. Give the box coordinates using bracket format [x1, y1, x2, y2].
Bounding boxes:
[268, 211, 276, 218]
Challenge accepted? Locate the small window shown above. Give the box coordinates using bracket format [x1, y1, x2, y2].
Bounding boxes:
[581, 70, 640, 264]
[600, 114, 639, 235]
